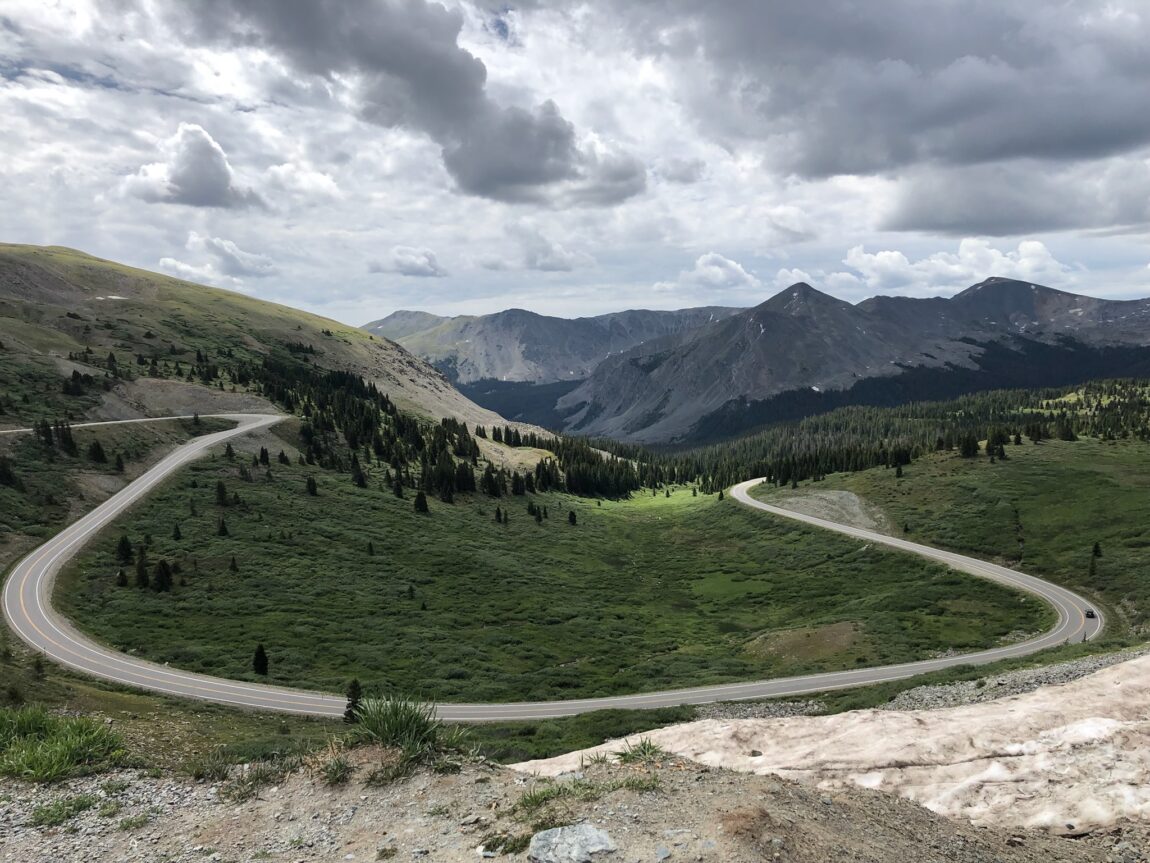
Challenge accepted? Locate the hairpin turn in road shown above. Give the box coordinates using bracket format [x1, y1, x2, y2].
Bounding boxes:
[2, 414, 1102, 721]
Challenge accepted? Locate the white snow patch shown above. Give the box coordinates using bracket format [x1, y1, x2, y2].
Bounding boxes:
[514, 653, 1150, 830]
[94, 295, 128, 300]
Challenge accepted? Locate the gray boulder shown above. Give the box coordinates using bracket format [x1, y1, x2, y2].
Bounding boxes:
[528, 824, 617, 863]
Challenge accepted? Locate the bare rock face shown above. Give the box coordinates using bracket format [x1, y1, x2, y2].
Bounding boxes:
[528, 824, 617, 862]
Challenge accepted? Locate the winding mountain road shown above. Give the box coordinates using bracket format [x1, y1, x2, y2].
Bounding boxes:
[3, 414, 1102, 721]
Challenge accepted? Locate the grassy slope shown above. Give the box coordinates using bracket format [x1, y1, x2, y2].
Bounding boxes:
[56, 427, 1050, 702]
[754, 436, 1150, 639]
[0, 243, 498, 426]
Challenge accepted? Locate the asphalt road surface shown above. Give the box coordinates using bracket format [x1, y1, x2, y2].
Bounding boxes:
[2, 415, 1103, 721]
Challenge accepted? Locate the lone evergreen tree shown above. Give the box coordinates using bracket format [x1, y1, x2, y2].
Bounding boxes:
[87, 439, 107, 463]
[217, 517, 229, 537]
[115, 568, 127, 587]
[115, 534, 134, 565]
[216, 480, 228, 506]
[225, 443, 235, 460]
[718, 489, 724, 501]
[229, 556, 239, 573]
[252, 644, 269, 676]
[172, 523, 182, 541]
[114, 453, 125, 473]
[495, 506, 502, 523]
[306, 476, 318, 496]
[414, 490, 429, 513]
[153, 560, 173, 592]
[568, 510, 577, 526]
[1093, 542, 1102, 558]
[134, 546, 149, 589]
[344, 678, 362, 724]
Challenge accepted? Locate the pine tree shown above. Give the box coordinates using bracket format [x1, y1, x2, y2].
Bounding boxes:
[217, 517, 229, 537]
[252, 644, 269, 676]
[172, 523, 182, 541]
[1093, 542, 1102, 558]
[115, 568, 127, 587]
[306, 476, 318, 496]
[259, 446, 270, 466]
[114, 453, 125, 473]
[87, 439, 107, 463]
[718, 489, 724, 501]
[414, 491, 429, 513]
[568, 510, 577, 526]
[116, 535, 134, 565]
[135, 546, 149, 589]
[344, 678, 363, 724]
[495, 506, 502, 523]
[367, 541, 374, 556]
[153, 560, 173, 592]
[225, 443, 235, 460]
[229, 556, 239, 573]
[216, 480, 228, 506]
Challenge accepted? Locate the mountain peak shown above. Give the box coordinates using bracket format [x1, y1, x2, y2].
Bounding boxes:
[758, 282, 850, 316]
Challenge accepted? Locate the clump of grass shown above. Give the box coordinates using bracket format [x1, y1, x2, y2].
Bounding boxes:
[30, 793, 98, 826]
[321, 753, 353, 786]
[354, 696, 444, 757]
[118, 813, 149, 831]
[100, 778, 130, 794]
[0, 705, 124, 782]
[221, 760, 291, 802]
[614, 737, 665, 764]
[479, 832, 532, 855]
[98, 800, 123, 818]
[182, 749, 231, 782]
[514, 772, 661, 814]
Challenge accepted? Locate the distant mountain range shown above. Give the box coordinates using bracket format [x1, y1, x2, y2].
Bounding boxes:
[364, 306, 742, 384]
[367, 278, 1150, 443]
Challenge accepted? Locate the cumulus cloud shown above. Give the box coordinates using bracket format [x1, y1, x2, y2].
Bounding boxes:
[152, 0, 644, 206]
[658, 252, 761, 293]
[266, 162, 342, 201]
[158, 232, 276, 287]
[187, 232, 278, 278]
[822, 239, 1075, 296]
[369, 246, 448, 278]
[511, 226, 594, 271]
[121, 124, 263, 208]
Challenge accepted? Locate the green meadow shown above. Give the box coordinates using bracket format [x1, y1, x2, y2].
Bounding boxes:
[58, 430, 1051, 702]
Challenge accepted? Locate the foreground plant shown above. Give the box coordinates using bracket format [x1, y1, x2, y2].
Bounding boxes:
[0, 705, 125, 782]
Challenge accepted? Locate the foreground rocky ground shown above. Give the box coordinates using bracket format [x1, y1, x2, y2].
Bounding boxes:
[4, 746, 1144, 863]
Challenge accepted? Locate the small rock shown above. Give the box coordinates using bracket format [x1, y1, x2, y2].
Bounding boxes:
[528, 825, 617, 863]
[655, 846, 672, 861]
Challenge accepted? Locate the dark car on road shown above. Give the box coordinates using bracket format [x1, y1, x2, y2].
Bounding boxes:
[1085, 609, 1096, 619]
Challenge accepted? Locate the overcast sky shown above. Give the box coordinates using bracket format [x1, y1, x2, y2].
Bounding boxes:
[2, 1, 1149, 324]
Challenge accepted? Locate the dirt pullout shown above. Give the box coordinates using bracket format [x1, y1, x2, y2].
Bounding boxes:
[91, 377, 282, 422]
[515, 653, 1150, 832]
[767, 488, 894, 533]
[2, 752, 1122, 863]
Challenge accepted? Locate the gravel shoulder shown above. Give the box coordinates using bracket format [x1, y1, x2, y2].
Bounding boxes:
[2, 751, 1138, 863]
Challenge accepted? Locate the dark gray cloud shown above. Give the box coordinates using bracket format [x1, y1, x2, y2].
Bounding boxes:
[122, 123, 263, 208]
[609, 0, 1150, 179]
[151, 0, 644, 206]
[885, 161, 1150, 236]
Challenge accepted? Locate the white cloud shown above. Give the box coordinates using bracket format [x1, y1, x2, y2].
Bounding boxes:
[369, 246, 448, 278]
[266, 163, 342, 201]
[187, 232, 278, 278]
[120, 124, 263, 209]
[841, 238, 1075, 294]
[512, 226, 594, 272]
[678, 252, 761, 291]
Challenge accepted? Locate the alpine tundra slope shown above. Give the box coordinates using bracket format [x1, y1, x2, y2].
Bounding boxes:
[2, 415, 1102, 721]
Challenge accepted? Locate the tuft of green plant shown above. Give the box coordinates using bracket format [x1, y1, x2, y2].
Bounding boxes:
[221, 760, 290, 802]
[98, 800, 123, 818]
[320, 753, 353, 786]
[479, 832, 532, 855]
[118, 813, 150, 831]
[100, 779, 130, 795]
[515, 772, 661, 814]
[376, 848, 398, 860]
[354, 696, 444, 758]
[182, 749, 231, 782]
[0, 705, 125, 782]
[30, 793, 98, 827]
[614, 737, 666, 764]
